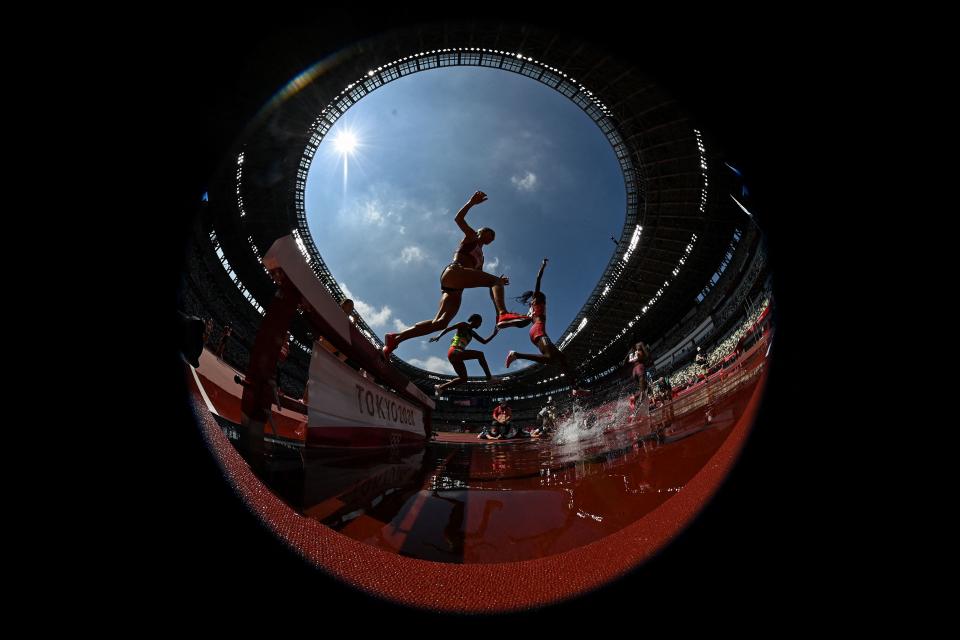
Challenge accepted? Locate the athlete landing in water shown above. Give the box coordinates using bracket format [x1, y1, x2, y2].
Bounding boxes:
[503, 258, 590, 397]
[382, 191, 529, 358]
[429, 314, 499, 396]
[624, 341, 653, 416]
[531, 395, 557, 438]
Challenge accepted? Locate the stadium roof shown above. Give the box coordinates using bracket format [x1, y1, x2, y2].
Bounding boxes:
[196, 22, 765, 395]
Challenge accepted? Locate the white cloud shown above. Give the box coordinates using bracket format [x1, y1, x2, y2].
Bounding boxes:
[399, 246, 427, 264]
[408, 356, 456, 375]
[364, 306, 393, 328]
[338, 281, 393, 329]
[511, 171, 538, 192]
[484, 256, 500, 271]
[360, 199, 387, 225]
[393, 318, 411, 332]
[351, 196, 403, 228]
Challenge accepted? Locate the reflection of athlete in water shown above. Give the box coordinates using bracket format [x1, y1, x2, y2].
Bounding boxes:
[429, 314, 499, 396]
[504, 259, 589, 397]
[425, 492, 504, 558]
[382, 191, 529, 358]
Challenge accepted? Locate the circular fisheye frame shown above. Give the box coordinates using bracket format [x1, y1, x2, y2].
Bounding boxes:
[180, 23, 774, 613]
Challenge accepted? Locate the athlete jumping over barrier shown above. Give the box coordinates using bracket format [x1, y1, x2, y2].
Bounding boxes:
[429, 314, 499, 396]
[504, 258, 589, 397]
[382, 191, 530, 358]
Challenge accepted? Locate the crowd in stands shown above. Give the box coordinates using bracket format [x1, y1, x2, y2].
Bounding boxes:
[664, 299, 770, 392]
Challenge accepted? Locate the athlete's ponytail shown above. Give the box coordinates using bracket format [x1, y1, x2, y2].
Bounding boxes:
[515, 290, 545, 305]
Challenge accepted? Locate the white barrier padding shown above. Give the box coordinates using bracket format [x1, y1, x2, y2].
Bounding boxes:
[263, 235, 353, 346]
[308, 341, 425, 436]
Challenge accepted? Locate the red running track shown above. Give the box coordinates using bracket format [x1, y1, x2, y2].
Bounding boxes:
[186, 333, 770, 612]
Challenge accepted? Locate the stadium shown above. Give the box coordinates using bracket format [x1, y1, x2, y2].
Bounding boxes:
[172, 19, 777, 613]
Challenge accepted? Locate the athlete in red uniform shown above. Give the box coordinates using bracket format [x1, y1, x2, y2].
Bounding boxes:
[503, 258, 589, 397]
[429, 314, 499, 395]
[382, 191, 528, 358]
[623, 341, 652, 413]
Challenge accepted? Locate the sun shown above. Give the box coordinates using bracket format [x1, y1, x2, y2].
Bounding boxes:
[333, 130, 358, 155]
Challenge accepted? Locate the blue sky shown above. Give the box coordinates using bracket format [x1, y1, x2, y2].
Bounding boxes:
[305, 67, 624, 375]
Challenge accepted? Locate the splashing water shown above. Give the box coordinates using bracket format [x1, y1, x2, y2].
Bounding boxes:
[547, 384, 658, 460]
